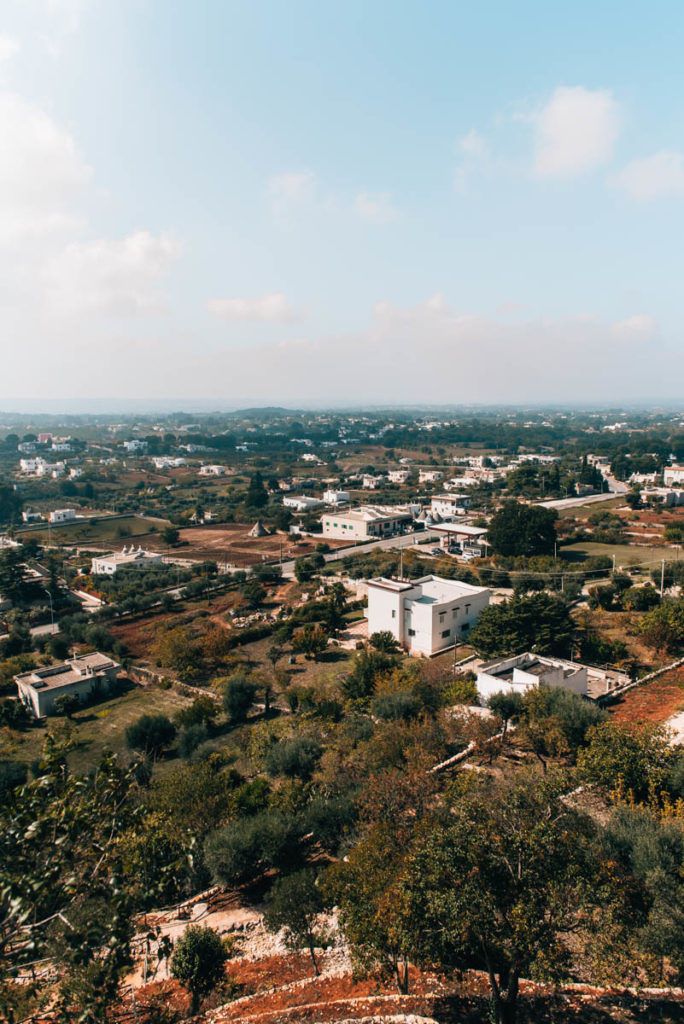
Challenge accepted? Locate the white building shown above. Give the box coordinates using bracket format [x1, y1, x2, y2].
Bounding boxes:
[366, 574, 490, 656]
[476, 652, 589, 702]
[123, 440, 148, 453]
[91, 545, 164, 575]
[362, 474, 383, 489]
[49, 508, 79, 523]
[388, 470, 411, 484]
[323, 489, 350, 505]
[419, 470, 444, 483]
[21, 510, 43, 523]
[15, 653, 120, 718]
[199, 464, 227, 476]
[430, 494, 471, 518]
[321, 505, 413, 541]
[282, 495, 324, 512]
[664, 465, 684, 487]
[152, 456, 186, 469]
[69, 467, 83, 478]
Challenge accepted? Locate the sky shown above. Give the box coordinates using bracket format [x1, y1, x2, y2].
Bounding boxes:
[0, 0, 682, 410]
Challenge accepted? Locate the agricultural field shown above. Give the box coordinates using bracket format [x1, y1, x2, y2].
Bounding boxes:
[133, 523, 348, 568]
[562, 540, 676, 570]
[610, 666, 684, 726]
[3, 680, 195, 774]
[17, 513, 169, 547]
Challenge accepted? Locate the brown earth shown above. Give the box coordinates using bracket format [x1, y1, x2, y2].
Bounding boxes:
[610, 666, 684, 725]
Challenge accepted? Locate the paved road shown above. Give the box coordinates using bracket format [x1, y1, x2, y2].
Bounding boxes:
[279, 530, 439, 579]
[0, 622, 59, 642]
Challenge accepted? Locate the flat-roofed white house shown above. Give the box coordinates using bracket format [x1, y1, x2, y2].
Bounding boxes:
[664, 465, 684, 487]
[282, 495, 324, 512]
[419, 470, 444, 483]
[388, 469, 411, 484]
[91, 545, 164, 575]
[476, 653, 589, 701]
[15, 652, 120, 718]
[367, 574, 490, 656]
[431, 494, 471, 518]
[321, 505, 413, 541]
[49, 508, 79, 523]
[323, 489, 350, 505]
[199, 464, 227, 476]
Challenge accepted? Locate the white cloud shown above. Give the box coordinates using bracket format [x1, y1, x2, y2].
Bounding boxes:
[454, 129, 488, 193]
[207, 292, 302, 322]
[612, 314, 657, 338]
[354, 190, 398, 224]
[532, 86, 620, 178]
[616, 151, 684, 200]
[0, 34, 20, 63]
[459, 129, 487, 158]
[0, 91, 92, 242]
[266, 170, 316, 216]
[44, 231, 182, 314]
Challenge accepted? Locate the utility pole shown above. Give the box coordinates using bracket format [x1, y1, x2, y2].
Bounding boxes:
[661, 558, 666, 599]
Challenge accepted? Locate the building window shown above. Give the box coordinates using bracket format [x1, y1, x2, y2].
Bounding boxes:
[408, 628, 416, 636]
[452, 607, 459, 618]
[439, 612, 445, 623]
[461, 623, 469, 632]
[391, 609, 396, 618]
[441, 629, 450, 638]
[465, 604, 471, 615]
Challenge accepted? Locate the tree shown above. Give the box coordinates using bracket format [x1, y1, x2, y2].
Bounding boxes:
[639, 599, 684, 655]
[243, 580, 266, 610]
[53, 692, 80, 718]
[162, 525, 180, 545]
[577, 721, 674, 802]
[265, 735, 322, 779]
[469, 593, 574, 659]
[222, 673, 257, 723]
[178, 723, 209, 758]
[171, 925, 228, 1013]
[371, 691, 421, 721]
[292, 624, 329, 661]
[205, 810, 302, 887]
[264, 869, 329, 976]
[125, 714, 176, 758]
[487, 501, 558, 558]
[399, 772, 603, 1024]
[342, 647, 393, 701]
[370, 631, 400, 654]
[487, 691, 523, 737]
[625, 488, 642, 510]
[0, 747, 145, 1022]
[326, 821, 413, 993]
[266, 643, 284, 670]
[246, 472, 268, 509]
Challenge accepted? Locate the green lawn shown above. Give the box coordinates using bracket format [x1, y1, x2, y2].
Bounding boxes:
[561, 540, 676, 570]
[558, 497, 625, 518]
[5, 682, 194, 773]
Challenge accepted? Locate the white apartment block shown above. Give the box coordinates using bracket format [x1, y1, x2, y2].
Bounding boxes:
[419, 470, 444, 483]
[388, 470, 411, 484]
[430, 494, 471, 518]
[367, 574, 490, 656]
[91, 545, 164, 575]
[321, 505, 413, 541]
[362, 474, 383, 489]
[664, 465, 684, 486]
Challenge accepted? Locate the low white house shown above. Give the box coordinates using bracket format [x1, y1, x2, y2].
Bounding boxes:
[49, 508, 79, 523]
[362, 474, 383, 489]
[91, 545, 164, 575]
[123, 440, 148, 453]
[199, 464, 227, 476]
[21, 510, 43, 523]
[282, 495, 324, 512]
[323, 489, 350, 505]
[476, 652, 589, 702]
[15, 652, 120, 718]
[321, 505, 413, 541]
[419, 470, 444, 483]
[388, 469, 411, 484]
[367, 574, 490, 656]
